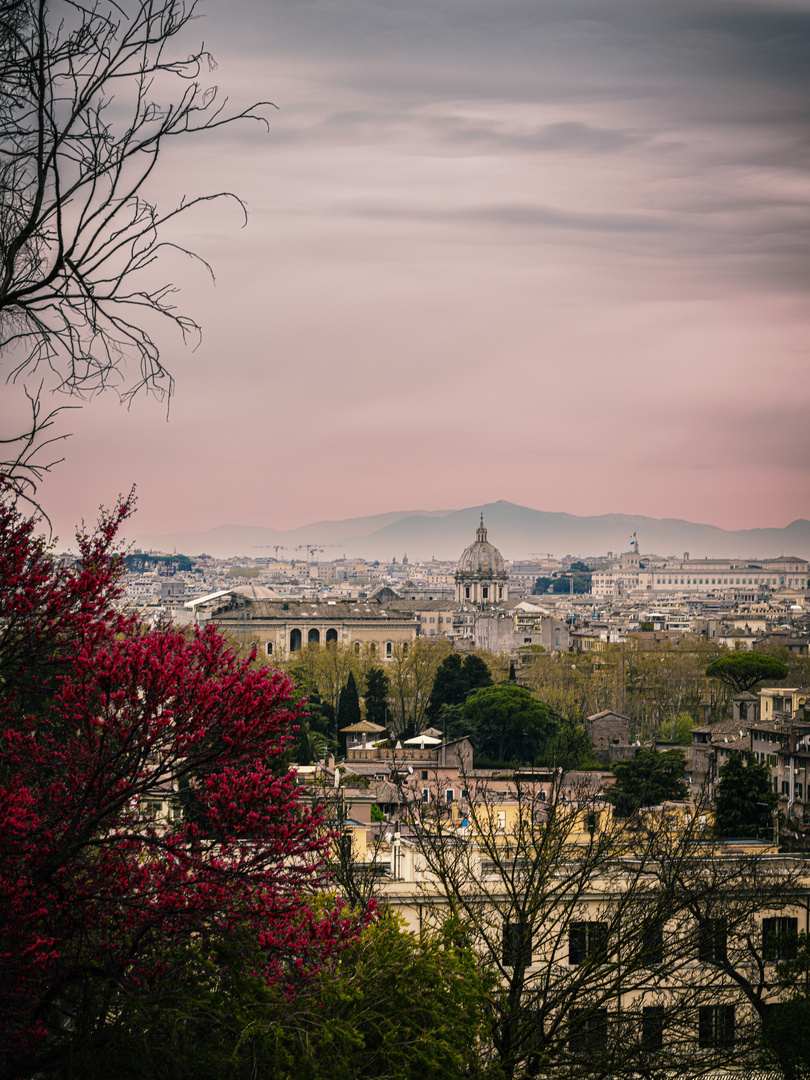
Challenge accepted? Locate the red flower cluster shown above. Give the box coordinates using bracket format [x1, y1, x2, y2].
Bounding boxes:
[0, 486, 361, 1075]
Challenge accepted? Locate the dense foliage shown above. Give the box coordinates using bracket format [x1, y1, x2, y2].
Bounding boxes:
[337, 671, 362, 743]
[54, 913, 492, 1080]
[0, 488, 362, 1077]
[605, 748, 689, 817]
[706, 653, 789, 694]
[713, 750, 778, 838]
[363, 666, 390, 726]
[531, 566, 591, 594]
[460, 684, 554, 764]
[426, 652, 493, 722]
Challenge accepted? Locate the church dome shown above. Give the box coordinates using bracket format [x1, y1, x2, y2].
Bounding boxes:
[456, 516, 507, 579]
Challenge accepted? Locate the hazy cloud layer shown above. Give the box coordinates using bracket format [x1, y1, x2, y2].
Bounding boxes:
[21, 0, 810, 546]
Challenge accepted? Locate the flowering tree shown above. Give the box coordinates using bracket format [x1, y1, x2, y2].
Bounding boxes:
[0, 486, 361, 1078]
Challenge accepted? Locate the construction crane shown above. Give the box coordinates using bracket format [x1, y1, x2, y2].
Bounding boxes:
[296, 544, 324, 563]
[252, 545, 289, 557]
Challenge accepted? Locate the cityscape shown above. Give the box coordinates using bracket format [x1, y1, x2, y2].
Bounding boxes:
[2, 0, 810, 1077]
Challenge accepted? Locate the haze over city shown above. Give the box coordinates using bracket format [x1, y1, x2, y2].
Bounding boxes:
[6, 0, 809, 545]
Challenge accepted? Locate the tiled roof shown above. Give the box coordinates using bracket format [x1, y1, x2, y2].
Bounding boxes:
[215, 598, 417, 621]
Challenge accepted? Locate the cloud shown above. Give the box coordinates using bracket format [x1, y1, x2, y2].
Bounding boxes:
[23, 0, 810, 541]
[344, 198, 670, 234]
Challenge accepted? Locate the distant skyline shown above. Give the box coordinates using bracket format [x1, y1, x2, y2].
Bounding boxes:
[5, 0, 809, 544]
[128, 500, 810, 562]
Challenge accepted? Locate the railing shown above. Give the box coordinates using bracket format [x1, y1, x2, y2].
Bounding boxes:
[346, 745, 441, 762]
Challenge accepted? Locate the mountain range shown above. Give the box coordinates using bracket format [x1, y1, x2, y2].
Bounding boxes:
[129, 501, 810, 563]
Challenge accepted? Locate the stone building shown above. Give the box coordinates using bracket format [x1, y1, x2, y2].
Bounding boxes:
[199, 593, 419, 659]
[455, 516, 509, 606]
[587, 711, 634, 765]
[592, 544, 808, 600]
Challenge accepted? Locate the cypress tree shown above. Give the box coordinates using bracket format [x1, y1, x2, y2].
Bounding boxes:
[337, 671, 361, 729]
[364, 667, 390, 727]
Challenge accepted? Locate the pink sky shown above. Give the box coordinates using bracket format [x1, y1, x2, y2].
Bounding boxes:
[6, 0, 809, 546]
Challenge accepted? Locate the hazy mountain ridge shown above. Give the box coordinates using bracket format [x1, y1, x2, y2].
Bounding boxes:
[129, 500, 810, 561]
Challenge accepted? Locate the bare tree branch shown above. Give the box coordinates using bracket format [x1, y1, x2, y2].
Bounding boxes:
[0, 0, 272, 488]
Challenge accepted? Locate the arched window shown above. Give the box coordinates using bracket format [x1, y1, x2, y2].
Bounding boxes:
[326, 628, 338, 644]
[354, 641, 361, 655]
[290, 628, 302, 652]
[402, 642, 409, 656]
[386, 641, 392, 657]
[369, 642, 376, 654]
[308, 627, 320, 645]
[266, 641, 273, 656]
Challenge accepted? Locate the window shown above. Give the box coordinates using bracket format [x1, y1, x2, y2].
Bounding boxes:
[698, 1005, 734, 1048]
[698, 918, 727, 964]
[465, 586, 470, 599]
[763, 916, 798, 961]
[569, 922, 608, 966]
[421, 789, 430, 803]
[642, 1006, 664, 1052]
[641, 921, 664, 966]
[445, 789, 454, 804]
[482, 587, 489, 599]
[502, 918, 532, 967]
[421, 770, 429, 780]
[385, 641, 392, 657]
[265, 641, 273, 656]
[569, 1008, 608, 1053]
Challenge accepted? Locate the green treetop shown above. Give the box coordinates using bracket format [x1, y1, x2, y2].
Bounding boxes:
[363, 667, 390, 727]
[337, 672, 361, 732]
[705, 652, 789, 694]
[461, 683, 553, 764]
[713, 750, 778, 838]
[426, 652, 493, 722]
[605, 747, 689, 818]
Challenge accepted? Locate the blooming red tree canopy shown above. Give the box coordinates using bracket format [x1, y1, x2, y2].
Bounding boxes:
[0, 485, 361, 1078]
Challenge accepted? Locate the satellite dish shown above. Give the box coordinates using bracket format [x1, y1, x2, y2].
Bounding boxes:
[408, 766, 413, 774]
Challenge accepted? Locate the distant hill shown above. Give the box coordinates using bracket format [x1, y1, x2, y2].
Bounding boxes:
[129, 501, 810, 562]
